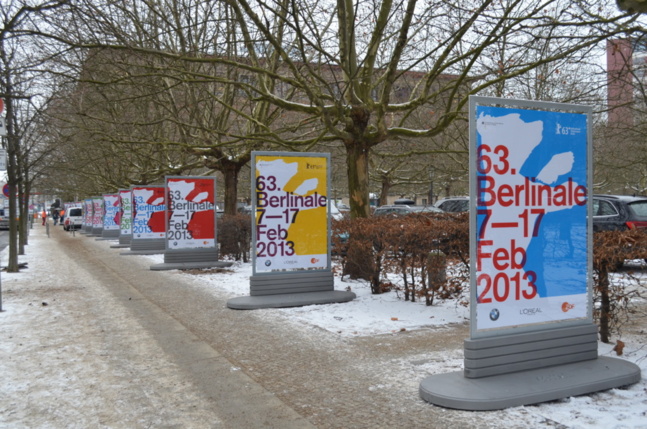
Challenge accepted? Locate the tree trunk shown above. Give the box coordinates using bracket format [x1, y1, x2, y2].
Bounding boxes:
[222, 163, 241, 216]
[379, 175, 390, 206]
[19, 180, 31, 251]
[346, 141, 372, 218]
[4, 86, 20, 272]
[598, 265, 611, 343]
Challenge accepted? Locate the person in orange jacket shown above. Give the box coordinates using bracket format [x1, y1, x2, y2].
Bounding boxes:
[41, 210, 47, 226]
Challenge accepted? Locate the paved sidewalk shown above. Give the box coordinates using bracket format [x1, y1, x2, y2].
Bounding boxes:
[1, 224, 558, 428]
[1, 225, 313, 428]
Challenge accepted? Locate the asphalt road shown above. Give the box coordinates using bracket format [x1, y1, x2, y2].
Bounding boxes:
[0, 230, 7, 253]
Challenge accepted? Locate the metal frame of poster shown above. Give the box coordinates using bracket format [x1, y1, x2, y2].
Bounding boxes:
[100, 194, 121, 239]
[82, 198, 93, 233]
[469, 96, 592, 339]
[150, 176, 231, 270]
[90, 196, 104, 236]
[251, 151, 332, 275]
[123, 185, 166, 255]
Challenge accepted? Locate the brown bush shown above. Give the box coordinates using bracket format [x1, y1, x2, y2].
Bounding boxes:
[218, 214, 252, 262]
[593, 229, 647, 343]
[335, 212, 469, 302]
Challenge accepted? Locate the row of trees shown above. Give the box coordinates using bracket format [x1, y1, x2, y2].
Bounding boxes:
[1, 0, 646, 270]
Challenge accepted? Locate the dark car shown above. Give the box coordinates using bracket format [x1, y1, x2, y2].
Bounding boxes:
[592, 195, 647, 268]
[592, 195, 647, 232]
[373, 205, 443, 217]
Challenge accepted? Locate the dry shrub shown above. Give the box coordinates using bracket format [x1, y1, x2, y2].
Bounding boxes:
[337, 212, 469, 303]
[336, 216, 393, 294]
[593, 229, 647, 342]
[218, 214, 252, 262]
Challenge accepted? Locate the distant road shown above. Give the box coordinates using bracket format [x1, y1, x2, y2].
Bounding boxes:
[0, 230, 7, 253]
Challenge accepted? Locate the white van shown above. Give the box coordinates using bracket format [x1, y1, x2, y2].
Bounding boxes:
[64, 207, 83, 231]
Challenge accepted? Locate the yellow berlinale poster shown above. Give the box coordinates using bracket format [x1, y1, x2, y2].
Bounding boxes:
[254, 153, 329, 273]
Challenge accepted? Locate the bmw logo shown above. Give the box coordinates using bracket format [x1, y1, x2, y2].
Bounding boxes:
[489, 308, 500, 321]
[264, 260, 272, 267]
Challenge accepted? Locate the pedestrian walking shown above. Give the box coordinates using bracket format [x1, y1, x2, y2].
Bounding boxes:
[41, 210, 47, 226]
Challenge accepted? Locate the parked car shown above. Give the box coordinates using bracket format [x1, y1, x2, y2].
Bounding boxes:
[373, 205, 416, 216]
[393, 198, 416, 205]
[433, 196, 469, 213]
[373, 204, 443, 217]
[592, 195, 647, 268]
[592, 195, 647, 231]
[64, 207, 83, 231]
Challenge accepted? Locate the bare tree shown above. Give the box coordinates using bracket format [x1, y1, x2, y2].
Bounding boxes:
[0, 0, 70, 271]
[214, 0, 641, 217]
[31, 0, 643, 217]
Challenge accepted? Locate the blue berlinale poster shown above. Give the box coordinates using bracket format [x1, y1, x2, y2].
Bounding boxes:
[474, 104, 589, 332]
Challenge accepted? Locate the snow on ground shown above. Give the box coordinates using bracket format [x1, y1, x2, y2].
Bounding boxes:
[2, 233, 647, 428]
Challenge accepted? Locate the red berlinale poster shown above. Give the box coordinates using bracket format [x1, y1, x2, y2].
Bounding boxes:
[132, 186, 166, 239]
[167, 177, 216, 249]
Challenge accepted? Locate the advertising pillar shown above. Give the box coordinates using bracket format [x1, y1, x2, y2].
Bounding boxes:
[151, 176, 231, 270]
[90, 196, 104, 237]
[111, 189, 133, 248]
[82, 198, 93, 234]
[100, 194, 121, 240]
[121, 185, 166, 255]
[227, 151, 355, 309]
[419, 96, 640, 410]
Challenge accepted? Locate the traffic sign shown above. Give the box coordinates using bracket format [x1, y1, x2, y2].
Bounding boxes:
[2, 184, 10, 198]
[0, 98, 4, 114]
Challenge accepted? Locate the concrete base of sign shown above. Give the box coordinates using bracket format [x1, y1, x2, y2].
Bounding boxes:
[90, 227, 103, 237]
[150, 261, 234, 271]
[149, 248, 229, 270]
[98, 230, 120, 240]
[228, 271, 356, 309]
[419, 356, 640, 410]
[110, 243, 131, 248]
[120, 238, 165, 256]
[227, 290, 356, 309]
[111, 235, 132, 248]
[120, 249, 165, 256]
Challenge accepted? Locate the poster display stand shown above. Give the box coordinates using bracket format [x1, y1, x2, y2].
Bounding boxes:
[81, 198, 93, 234]
[151, 176, 232, 271]
[110, 189, 133, 249]
[90, 196, 104, 237]
[227, 152, 354, 309]
[99, 194, 120, 240]
[120, 185, 166, 255]
[419, 97, 640, 410]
